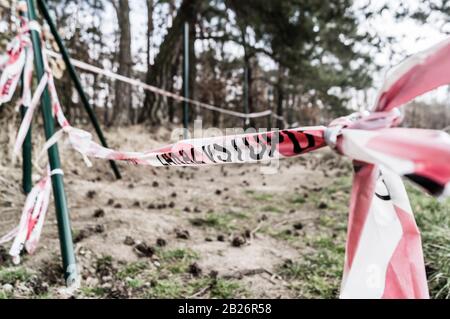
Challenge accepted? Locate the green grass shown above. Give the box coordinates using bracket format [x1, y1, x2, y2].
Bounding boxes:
[96, 255, 113, 270]
[278, 233, 345, 298]
[159, 248, 199, 274]
[407, 184, 450, 299]
[226, 210, 248, 219]
[189, 214, 231, 230]
[277, 175, 450, 299]
[210, 278, 246, 298]
[146, 278, 185, 298]
[274, 176, 348, 298]
[126, 278, 145, 289]
[290, 196, 306, 205]
[189, 211, 247, 231]
[0, 291, 12, 299]
[159, 248, 199, 261]
[145, 277, 246, 298]
[261, 205, 283, 213]
[271, 229, 299, 242]
[251, 192, 273, 202]
[77, 246, 247, 299]
[117, 261, 149, 280]
[0, 267, 32, 285]
[142, 246, 246, 298]
[80, 286, 108, 297]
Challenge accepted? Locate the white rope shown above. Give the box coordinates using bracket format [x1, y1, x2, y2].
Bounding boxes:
[45, 49, 274, 119]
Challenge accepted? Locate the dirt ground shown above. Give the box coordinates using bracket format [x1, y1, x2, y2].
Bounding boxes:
[1, 124, 447, 299]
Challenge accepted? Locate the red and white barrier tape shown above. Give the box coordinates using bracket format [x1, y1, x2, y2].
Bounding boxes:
[0, 28, 29, 104]
[2, 18, 450, 298]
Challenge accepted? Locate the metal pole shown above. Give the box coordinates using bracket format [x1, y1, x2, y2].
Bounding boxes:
[20, 78, 33, 194]
[37, 0, 121, 180]
[183, 21, 189, 139]
[243, 65, 250, 129]
[18, 8, 32, 194]
[267, 112, 272, 131]
[26, 0, 78, 287]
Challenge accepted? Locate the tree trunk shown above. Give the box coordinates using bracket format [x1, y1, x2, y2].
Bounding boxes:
[168, 53, 180, 123]
[188, 19, 197, 123]
[276, 87, 284, 129]
[240, 25, 255, 128]
[275, 65, 285, 129]
[111, 0, 132, 125]
[245, 59, 255, 127]
[138, 0, 201, 124]
[140, 0, 154, 124]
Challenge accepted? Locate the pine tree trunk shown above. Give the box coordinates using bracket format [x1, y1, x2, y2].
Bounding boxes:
[140, 0, 154, 124]
[138, 0, 201, 124]
[111, 0, 132, 125]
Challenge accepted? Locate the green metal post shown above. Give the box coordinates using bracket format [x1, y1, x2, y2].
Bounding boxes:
[243, 65, 250, 129]
[26, 0, 78, 287]
[183, 22, 189, 139]
[20, 87, 33, 194]
[19, 8, 32, 194]
[37, 0, 121, 180]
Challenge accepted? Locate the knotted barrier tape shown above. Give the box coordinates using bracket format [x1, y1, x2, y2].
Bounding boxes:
[1, 18, 450, 298]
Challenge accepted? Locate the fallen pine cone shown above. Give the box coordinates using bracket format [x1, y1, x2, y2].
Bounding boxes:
[231, 235, 246, 247]
[134, 242, 155, 258]
[175, 228, 190, 240]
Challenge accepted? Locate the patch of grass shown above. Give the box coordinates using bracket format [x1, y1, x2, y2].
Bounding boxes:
[146, 278, 184, 298]
[276, 189, 347, 298]
[189, 214, 227, 229]
[0, 267, 32, 285]
[271, 229, 299, 242]
[327, 175, 352, 194]
[80, 286, 108, 297]
[226, 210, 248, 219]
[318, 215, 334, 227]
[160, 248, 199, 261]
[318, 215, 347, 232]
[407, 184, 450, 299]
[278, 235, 345, 298]
[159, 248, 199, 274]
[146, 277, 246, 299]
[289, 195, 306, 205]
[279, 178, 450, 299]
[252, 192, 273, 202]
[0, 291, 12, 299]
[127, 278, 145, 289]
[210, 278, 246, 298]
[96, 255, 113, 269]
[262, 205, 283, 213]
[189, 211, 245, 231]
[320, 175, 352, 211]
[117, 261, 149, 280]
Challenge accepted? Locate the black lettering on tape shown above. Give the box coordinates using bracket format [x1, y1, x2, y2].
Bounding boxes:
[213, 143, 232, 162]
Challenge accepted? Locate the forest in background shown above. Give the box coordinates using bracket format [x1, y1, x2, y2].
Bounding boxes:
[0, 0, 449, 131]
[0, 1, 450, 299]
